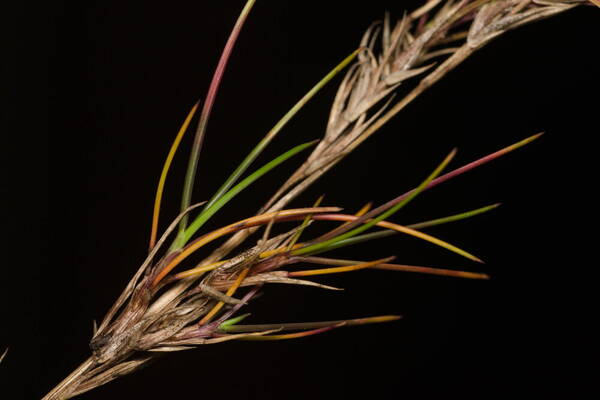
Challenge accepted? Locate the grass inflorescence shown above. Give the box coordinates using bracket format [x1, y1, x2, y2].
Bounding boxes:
[42, 1, 593, 398]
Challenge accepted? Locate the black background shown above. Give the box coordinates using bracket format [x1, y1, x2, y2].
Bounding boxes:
[3, 1, 598, 399]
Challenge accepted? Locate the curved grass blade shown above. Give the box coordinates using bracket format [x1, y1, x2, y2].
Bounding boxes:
[151, 206, 342, 286]
[199, 50, 361, 215]
[293, 149, 456, 256]
[255, 201, 374, 258]
[176, 0, 257, 248]
[396, 133, 543, 203]
[288, 256, 395, 277]
[149, 101, 199, 250]
[298, 256, 489, 280]
[307, 213, 482, 262]
[318, 133, 541, 245]
[235, 325, 341, 341]
[372, 262, 488, 279]
[307, 203, 500, 256]
[407, 203, 500, 230]
[221, 315, 402, 333]
[182, 140, 318, 244]
[306, 229, 396, 255]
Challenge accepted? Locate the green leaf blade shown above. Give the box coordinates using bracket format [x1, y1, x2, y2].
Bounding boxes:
[182, 140, 318, 244]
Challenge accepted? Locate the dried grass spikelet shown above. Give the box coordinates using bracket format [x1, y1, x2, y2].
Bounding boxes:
[42, 1, 592, 399]
[212, 0, 587, 259]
